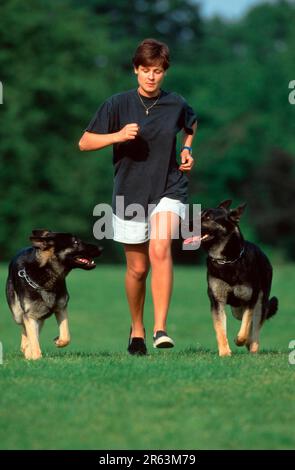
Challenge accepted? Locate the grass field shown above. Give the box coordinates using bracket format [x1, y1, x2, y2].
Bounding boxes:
[0, 263, 294, 450]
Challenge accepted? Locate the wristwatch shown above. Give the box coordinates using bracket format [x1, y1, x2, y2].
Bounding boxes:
[182, 146, 192, 153]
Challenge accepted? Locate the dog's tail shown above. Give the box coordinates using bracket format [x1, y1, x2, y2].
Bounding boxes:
[266, 296, 278, 319]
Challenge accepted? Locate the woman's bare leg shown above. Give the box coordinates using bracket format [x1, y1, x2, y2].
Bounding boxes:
[124, 242, 150, 338]
[149, 212, 180, 335]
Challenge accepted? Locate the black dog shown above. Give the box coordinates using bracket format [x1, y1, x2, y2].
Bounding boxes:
[184, 200, 278, 356]
[6, 230, 102, 360]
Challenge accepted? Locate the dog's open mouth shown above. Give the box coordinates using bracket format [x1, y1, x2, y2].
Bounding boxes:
[183, 233, 213, 245]
[74, 256, 96, 267]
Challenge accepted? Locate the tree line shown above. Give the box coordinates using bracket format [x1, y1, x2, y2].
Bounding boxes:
[0, 0, 294, 262]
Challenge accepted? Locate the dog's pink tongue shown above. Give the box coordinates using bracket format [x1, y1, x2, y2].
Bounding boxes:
[183, 235, 201, 245]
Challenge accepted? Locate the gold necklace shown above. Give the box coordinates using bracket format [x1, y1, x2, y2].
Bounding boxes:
[137, 90, 161, 115]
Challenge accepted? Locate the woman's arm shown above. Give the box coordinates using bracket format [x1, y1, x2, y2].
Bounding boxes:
[78, 123, 140, 151]
[179, 122, 198, 172]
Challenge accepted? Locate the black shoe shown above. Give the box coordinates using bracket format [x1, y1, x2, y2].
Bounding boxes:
[127, 328, 147, 356]
[153, 330, 175, 349]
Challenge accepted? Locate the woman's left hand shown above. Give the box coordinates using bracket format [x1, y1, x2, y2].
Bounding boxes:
[179, 150, 195, 172]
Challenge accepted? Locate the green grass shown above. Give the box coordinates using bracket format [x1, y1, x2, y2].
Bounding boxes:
[0, 263, 294, 450]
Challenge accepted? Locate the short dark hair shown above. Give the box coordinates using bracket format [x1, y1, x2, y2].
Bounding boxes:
[132, 38, 170, 70]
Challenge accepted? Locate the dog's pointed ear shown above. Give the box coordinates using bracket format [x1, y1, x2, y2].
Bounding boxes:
[29, 229, 54, 250]
[218, 200, 232, 210]
[229, 203, 247, 222]
[31, 229, 51, 238]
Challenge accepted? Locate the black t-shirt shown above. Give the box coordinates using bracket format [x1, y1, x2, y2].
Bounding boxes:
[86, 89, 197, 220]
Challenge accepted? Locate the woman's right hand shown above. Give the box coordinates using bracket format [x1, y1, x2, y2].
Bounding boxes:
[115, 123, 140, 143]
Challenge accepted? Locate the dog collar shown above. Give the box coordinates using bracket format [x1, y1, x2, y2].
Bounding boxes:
[209, 246, 245, 265]
[18, 268, 42, 290]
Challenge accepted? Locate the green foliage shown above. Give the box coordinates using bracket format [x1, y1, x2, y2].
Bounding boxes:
[0, 0, 294, 261]
[0, 0, 116, 259]
[244, 149, 295, 257]
[186, 0, 295, 261]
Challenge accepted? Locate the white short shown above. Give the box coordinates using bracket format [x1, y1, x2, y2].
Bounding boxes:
[112, 197, 187, 244]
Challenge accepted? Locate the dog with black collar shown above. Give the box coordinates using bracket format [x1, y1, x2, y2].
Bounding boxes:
[184, 200, 278, 356]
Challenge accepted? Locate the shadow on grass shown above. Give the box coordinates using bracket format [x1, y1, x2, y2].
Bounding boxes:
[7, 350, 121, 360]
[173, 347, 288, 360]
[3, 347, 287, 363]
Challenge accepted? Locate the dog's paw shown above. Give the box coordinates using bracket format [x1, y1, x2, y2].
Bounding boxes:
[247, 342, 259, 353]
[54, 336, 70, 348]
[219, 349, 232, 357]
[23, 349, 32, 360]
[29, 352, 42, 360]
[24, 349, 42, 360]
[235, 336, 247, 346]
[21, 344, 33, 359]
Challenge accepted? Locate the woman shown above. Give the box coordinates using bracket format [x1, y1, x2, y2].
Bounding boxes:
[79, 38, 197, 355]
